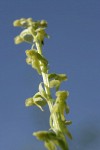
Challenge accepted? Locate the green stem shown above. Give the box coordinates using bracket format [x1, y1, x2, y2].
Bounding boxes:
[35, 42, 69, 150]
[35, 42, 60, 132]
[35, 42, 51, 98]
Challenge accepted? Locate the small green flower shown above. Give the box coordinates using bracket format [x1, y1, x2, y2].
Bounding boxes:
[25, 93, 47, 111]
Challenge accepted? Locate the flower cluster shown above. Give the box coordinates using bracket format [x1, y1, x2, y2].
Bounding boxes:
[13, 18, 49, 45]
[14, 18, 72, 150]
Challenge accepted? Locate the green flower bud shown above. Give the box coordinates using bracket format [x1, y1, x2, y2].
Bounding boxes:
[56, 91, 69, 101]
[27, 18, 33, 25]
[26, 57, 32, 65]
[25, 49, 35, 57]
[13, 20, 21, 27]
[20, 18, 26, 22]
[49, 79, 60, 90]
[14, 36, 24, 44]
[25, 97, 33, 107]
[40, 20, 48, 27]
[20, 18, 27, 26]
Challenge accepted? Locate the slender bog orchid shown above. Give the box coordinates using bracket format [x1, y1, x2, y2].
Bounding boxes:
[13, 18, 72, 150]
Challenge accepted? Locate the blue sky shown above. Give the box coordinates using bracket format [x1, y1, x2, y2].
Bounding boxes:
[0, 0, 100, 150]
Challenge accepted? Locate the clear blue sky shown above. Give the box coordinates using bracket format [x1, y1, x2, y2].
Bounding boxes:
[0, 0, 100, 150]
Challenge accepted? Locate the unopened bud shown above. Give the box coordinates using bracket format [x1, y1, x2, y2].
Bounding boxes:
[25, 97, 33, 107]
[27, 18, 33, 25]
[40, 20, 48, 27]
[13, 20, 21, 27]
[14, 36, 24, 44]
[56, 91, 69, 100]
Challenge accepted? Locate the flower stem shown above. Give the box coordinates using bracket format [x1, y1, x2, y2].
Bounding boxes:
[35, 41, 62, 133]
